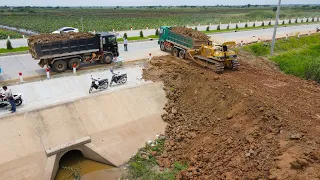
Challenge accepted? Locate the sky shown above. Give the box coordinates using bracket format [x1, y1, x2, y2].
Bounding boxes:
[0, 0, 319, 6]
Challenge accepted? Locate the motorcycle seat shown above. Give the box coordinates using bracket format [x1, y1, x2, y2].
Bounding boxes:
[99, 79, 108, 84]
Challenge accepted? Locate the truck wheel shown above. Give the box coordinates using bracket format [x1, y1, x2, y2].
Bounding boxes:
[68, 58, 81, 69]
[160, 43, 165, 51]
[53, 60, 67, 72]
[172, 48, 179, 57]
[178, 50, 185, 59]
[102, 54, 113, 64]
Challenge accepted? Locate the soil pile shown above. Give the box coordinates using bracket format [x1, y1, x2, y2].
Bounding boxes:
[28, 32, 95, 46]
[171, 27, 209, 41]
[143, 54, 320, 179]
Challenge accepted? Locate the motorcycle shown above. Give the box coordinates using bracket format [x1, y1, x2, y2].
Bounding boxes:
[110, 69, 127, 86]
[0, 89, 23, 109]
[89, 75, 109, 94]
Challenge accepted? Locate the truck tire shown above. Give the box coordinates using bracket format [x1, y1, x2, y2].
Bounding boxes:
[172, 48, 179, 57]
[160, 43, 165, 51]
[68, 58, 81, 70]
[102, 54, 113, 64]
[178, 50, 185, 59]
[53, 60, 67, 73]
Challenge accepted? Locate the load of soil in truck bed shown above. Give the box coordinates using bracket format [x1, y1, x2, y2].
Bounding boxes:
[143, 53, 320, 179]
[28, 32, 95, 46]
[171, 27, 209, 41]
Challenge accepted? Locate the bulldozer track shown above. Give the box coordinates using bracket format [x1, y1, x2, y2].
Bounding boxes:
[187, 53, 224, 73]
[232, 60, 239, 71]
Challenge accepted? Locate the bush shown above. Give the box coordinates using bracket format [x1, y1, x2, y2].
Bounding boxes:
[262, 22, 265, 26]
[155, 29, 159, 36]
[244, 42, 269, 56]
[253, 23, 256, 27]
[123, 33, 128, 39]
[6, 39, 13, 50]
[305, 58, 320, 83]
[227, 25, 229, 30]
[312, 18, 315, 22]
[245, 23, 248, 28]
[282, 21, 285, 25]
[289, 19, 292, 24]
[306, 18, 309, 22]
[217, 25, 220, 30]
[140, 31, 144, 38]
[206, 26, 210, 31]
[195, 27, 198, 31]
[295, 19, 298, 23]
[268, 21, 271, 26]
[236, 24, 239, 29]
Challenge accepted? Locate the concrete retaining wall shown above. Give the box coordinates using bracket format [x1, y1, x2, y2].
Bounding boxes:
[0, 82, 167, 180]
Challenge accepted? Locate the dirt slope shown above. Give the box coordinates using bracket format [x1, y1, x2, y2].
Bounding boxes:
[143, 54, 320, 180]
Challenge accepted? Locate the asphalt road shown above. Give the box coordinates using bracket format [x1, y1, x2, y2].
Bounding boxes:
[0, 18, 317, 48]
[0, 23, 319, 81]
[0, 41, 165, 81]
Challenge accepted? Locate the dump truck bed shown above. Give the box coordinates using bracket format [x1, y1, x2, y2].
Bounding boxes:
[166, 29, 210, 49]
[28, 35, 100, 59]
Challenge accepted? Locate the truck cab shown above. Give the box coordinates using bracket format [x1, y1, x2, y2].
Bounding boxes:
[96, 32, 119, 57]
[158, 26, 171, 45]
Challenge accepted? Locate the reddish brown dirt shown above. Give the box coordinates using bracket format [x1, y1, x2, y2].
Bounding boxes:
[28, 32, 95, 45]
[143, 53, 320, 180]
[171, 27, 209, 41]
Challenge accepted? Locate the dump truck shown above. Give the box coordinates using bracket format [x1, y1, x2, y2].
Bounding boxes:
[158, 26, 238, 73]
[28, 32, 119, 73]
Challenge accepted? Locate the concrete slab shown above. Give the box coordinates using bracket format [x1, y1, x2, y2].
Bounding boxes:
[0, 82, 167, 180]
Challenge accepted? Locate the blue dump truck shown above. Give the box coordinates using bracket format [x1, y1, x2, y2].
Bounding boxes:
[28, 32, 119, 73]
[158, 26, 238, 73]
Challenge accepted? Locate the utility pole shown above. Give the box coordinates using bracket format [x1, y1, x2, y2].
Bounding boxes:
[270, 0, 281, 56]
[80, 17, 84, 32]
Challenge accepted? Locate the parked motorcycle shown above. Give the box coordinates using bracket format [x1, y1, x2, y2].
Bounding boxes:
[0, 89, 23, 109]
[110, 69, 127, 86]
[89, 75, 109, 94]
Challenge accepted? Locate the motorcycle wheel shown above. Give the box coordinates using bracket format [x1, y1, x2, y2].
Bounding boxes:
[102, 82, 109, 89]
[15, 98, 22, 106]
[120, 76, 127, 84]
[89, 87, 93, 94]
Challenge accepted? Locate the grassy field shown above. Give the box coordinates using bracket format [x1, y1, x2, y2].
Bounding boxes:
[244, 34, 320, 83]
[0, 28, 23, 39]
[0, 6, 319, 33]
[0, 46, 28, 53]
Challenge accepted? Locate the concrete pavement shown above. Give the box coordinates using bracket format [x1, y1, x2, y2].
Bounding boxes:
[0, 65, 148, 117]
[0, 82, 167, 180]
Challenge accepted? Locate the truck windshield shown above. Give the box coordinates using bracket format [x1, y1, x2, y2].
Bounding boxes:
[108, 36, 117, 43]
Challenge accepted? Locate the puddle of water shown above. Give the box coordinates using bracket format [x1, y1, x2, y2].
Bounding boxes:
[55, 150, 114, 180]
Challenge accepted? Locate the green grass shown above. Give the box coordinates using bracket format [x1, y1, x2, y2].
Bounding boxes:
[123, 137, 187, 180]
[117, 35, 158, 42]
[244, 34, 320, 83]
[0, 28, 23, 39]
[0, 6, 319, 33]
[0, 46, 29, 54]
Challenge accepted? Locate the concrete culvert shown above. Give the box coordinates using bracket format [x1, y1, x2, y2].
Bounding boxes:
[55, 150, 114, 180]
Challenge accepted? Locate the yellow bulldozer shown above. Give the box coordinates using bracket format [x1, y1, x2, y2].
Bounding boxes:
[159, 26, 238, 73]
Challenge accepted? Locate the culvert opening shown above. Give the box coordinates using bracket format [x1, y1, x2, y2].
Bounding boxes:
[55, 150, 114, 180]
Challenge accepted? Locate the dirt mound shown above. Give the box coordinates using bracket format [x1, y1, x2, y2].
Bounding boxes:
[171, 27, 209, 41]
[28, 32, 95, 45]
[143, 55, 320, 179]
